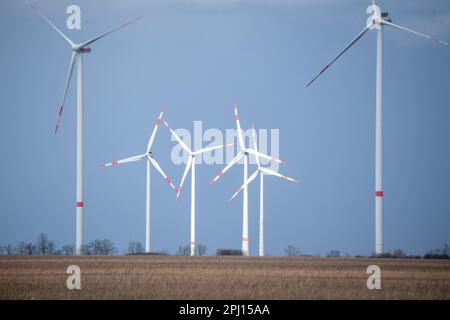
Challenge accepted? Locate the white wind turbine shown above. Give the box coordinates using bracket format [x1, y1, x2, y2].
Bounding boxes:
[306, 1, 448, 255]
[30, 3, 142, 255]
[229, 125, 298, 257]
[163, 120, 233, 256]
[102, 110, 177, 253]
[210, 104, 285, 256]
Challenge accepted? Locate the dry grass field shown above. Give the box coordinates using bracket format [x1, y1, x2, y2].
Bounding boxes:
[0, 255, 449, 299]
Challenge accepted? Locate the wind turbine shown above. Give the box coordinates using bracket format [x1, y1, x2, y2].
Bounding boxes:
[29, 3, 142, 255]
[306, 1, 448, 255]
[210, 104, 285, 256]
[163, 120, 233, 256]
[229, 125, 299, 257]
[102, 110, 177, 253]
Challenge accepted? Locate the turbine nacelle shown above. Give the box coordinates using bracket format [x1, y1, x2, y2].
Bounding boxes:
[367, 3, 392, 29]
[381, 12, 392, 23]
[79, 47, 92, 53]
[72, 44, 92, 53]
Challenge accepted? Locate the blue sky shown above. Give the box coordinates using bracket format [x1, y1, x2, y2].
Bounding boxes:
[0, 0, 449, 256]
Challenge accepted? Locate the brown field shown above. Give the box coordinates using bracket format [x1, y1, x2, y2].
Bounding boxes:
[0, 255, 449, 299]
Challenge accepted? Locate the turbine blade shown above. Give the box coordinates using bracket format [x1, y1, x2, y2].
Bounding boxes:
[177, 156, 193, 200]
[233, 104, 245, 149]
[306, 25, 370, 87]
[148, 156, 177, 192]
[146, 110, 164, 153]
[55, 52, 77, 134]
[101, 154, 145, 168]
[229, 170, 260, 202]
[163, 120, 192, 154]
[79, 16, 143, 48]
[210, 151, 244, 184]
[29, 2, 74, 47]
[250, 125, 260, 168]
[246, 149, 285, 165]
[260, 167, 299, 183]
[193, 143, 234, 155]
[382, 20, 448, 46]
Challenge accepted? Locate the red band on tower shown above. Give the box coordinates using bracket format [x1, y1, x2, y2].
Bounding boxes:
[375, 191, 383, 197]
[76, 201, 84, 208]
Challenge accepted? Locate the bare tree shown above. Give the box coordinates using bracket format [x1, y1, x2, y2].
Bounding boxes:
[391, 249, 406, 258]
[24, 242, 36, 255]
[101, 239, 116, 255]
[15, 242, 27, 255]
[196, 244, 207, 256]
[48, 240, 55, 255]
[87, 239, 116, 255]
[128, 241, 145, 254]
[90, 239, 103, 255]
[442, 243, 449, 256]
[5, 244, 14, 255]
[176, 245, 191, 256]
[0, 245, 10, 255]
[327, 250, 341, 258]
[81, 243, 92, 255]
[284, 245, 301, 256]
[36, 233, 51, 255]
[61, 244, 74, 256]
[136, 242, 145, 254]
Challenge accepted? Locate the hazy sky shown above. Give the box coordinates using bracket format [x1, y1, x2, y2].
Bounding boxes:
[1, 0, 449, 256]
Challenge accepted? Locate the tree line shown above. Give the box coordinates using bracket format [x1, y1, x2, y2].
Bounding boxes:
[283, 244, 450, 259]
[0, 233, 117, 256]
[1, 234, 449, 258]
[0, 233, 208, 256]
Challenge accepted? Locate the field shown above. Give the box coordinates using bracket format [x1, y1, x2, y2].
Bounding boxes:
[0, 256, 449, 299]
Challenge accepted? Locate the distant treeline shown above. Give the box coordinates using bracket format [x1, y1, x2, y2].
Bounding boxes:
[1, 234, 449, 259]
[283, 244, 450, 260]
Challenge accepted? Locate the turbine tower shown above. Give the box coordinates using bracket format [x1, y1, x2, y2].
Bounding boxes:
[210, 104, 285, 256]
[229, 125, 298, 256]
[306, 1, 448, 255]
[163, 120, 233, 256]
[30, 3, 141, 255]
[102, 110, 177, 253]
